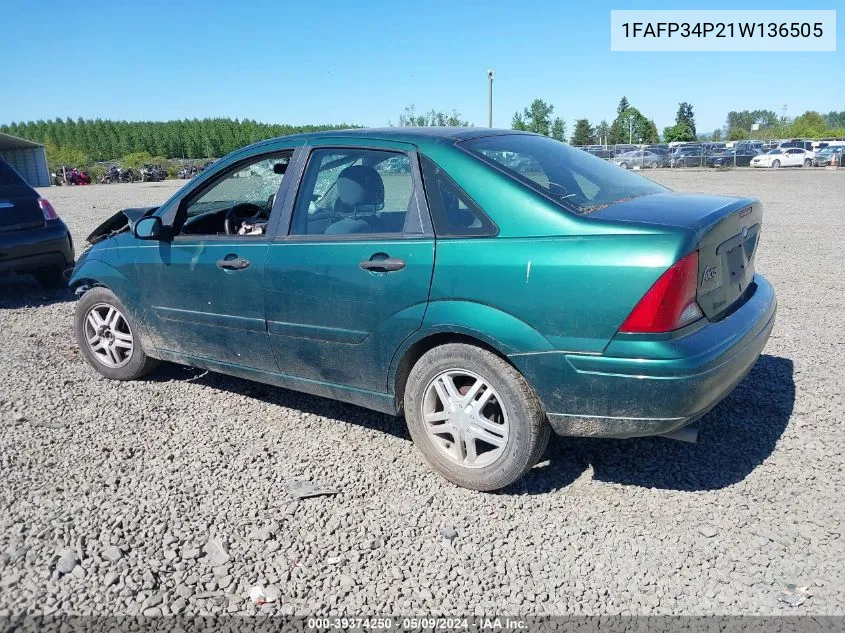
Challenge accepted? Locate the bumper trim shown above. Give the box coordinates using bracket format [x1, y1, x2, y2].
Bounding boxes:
[545, 312, 770, 438]
[0, 252, 72, 275]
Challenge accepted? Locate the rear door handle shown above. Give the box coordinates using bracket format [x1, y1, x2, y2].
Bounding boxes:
[359, 257, 406, 272]
[216, 256, 250, 270]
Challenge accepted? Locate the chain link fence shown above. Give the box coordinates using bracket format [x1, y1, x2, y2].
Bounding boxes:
[573, 141, 845, 170]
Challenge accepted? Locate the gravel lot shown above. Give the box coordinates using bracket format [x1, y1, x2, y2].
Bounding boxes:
[1, 170, 843, 617]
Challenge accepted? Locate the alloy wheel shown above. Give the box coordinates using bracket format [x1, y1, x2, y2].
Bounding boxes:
[83, 303, 134, 368]
[421, 369, 509, 469]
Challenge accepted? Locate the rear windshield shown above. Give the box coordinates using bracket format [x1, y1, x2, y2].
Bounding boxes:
[459, 134, 666, 215]
[0, 160, 28, 187]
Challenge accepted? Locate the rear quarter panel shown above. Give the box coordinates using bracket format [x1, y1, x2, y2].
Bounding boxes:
[429, 233, 691, 354]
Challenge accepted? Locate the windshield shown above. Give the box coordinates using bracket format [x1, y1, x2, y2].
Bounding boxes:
[768, 149, 784, 155]
[460, 134, 666, 215]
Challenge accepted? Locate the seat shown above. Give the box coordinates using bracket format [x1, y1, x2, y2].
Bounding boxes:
[325, 165, 385, 235]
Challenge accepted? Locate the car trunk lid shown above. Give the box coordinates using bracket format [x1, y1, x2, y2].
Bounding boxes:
[0, 185, 44, 233]
[589, 192, 763, 320]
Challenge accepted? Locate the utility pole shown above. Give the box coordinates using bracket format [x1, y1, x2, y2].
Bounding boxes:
[487, 69, 495, 128]
[628, 117, 634, 144]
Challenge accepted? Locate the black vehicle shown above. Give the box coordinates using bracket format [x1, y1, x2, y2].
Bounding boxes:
[643, 146, 671, 166]
[584, 146, 613, 159]
[139, 164, 167, 182]
[780, 139, 814, 151]
[670, 147, 705, 167]
[99, 165, 135, 184]
[0, 159, 74, 288]
[177, 165, 199, 179]
[706, 149, 762, 168]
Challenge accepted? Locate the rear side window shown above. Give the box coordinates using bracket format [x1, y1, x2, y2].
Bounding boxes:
[420, 156, 496, 237]
[0, 159, 28, 187]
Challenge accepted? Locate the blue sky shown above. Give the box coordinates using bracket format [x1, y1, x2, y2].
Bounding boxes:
[1, 0, 841, 134]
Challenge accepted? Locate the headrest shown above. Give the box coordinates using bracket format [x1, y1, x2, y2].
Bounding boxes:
[336, 165, 384, 209]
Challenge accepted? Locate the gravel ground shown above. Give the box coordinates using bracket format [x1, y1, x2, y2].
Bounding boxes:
[0, 170, 843, 617]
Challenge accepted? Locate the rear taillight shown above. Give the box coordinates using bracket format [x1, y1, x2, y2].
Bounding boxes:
[619, 251, 703, 333]
[38, 198, 59, 221]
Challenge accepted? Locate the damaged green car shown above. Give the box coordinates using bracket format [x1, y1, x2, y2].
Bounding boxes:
[71, 128, 776, 491]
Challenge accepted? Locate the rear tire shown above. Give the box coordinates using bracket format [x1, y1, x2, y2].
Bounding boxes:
[34, 265, 66, 289]
[75, 287, 158, 380]
[404, 343, 550, 491]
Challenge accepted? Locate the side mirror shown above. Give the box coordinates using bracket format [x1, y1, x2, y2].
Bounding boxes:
[133, 216, 170, 241]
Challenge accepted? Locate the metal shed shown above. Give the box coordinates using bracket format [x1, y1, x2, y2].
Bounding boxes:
[0, 132, 50, 187]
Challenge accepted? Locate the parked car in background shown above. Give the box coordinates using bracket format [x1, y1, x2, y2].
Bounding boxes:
[707, 149, 763, 168]
[779, 140, 814, 151]
[670, 147, 705, 167]
[734, 142, 765, 156]
[71, 128, 775, 491]
[100, 165, 135, 183]
[379, 156, 411, 173]
[612, 150, 663, 169]
[812, 147, 844, 167]
[139, 164, 167, 182]
[750, 147, 814, 168]
[0, 158, 73, 287]
[584, 146, 613, 159]
[643, 146, 671, 165]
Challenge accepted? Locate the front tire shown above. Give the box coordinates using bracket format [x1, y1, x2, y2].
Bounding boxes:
[804, 158, 812, 167]
[771, 160, 781, 168]
[75, 287, 158, 380]
[404, 343, 550, 491]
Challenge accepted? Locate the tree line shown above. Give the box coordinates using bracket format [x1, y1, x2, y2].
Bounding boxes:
[721, 110, 845, 141]
[0, 118, 357, 169]
[4, 104, 844, 175]
[511, 96, 845, 146]
[511, 96, 664, 146]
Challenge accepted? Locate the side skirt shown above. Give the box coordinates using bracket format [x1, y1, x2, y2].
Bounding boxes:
[153, 350, 399, 415]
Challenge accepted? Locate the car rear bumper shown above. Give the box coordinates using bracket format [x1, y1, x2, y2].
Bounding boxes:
[0, 221, 74, 275]
[510, 274, 777, 438]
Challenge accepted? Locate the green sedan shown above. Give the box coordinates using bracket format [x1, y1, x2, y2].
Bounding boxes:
[70, 128, 776, 491]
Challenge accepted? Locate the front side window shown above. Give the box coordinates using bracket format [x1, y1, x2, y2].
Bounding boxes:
[460, 134, 666, 215]
[290, 149, 414, 236]
[177, 153, 291, 236]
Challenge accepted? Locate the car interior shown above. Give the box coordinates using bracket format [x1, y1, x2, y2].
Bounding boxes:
[175, 158, 290, 237]
[290, 151, 415, 237]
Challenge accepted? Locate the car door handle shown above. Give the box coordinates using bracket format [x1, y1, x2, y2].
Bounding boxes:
[216, 256, 250, 270]
[359, 257, 406, 272]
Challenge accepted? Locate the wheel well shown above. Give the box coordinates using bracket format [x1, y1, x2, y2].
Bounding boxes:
[393, 332, 513, 412]
[70, 278, 105, 296]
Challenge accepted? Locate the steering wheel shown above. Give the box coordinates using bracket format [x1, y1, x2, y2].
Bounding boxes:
[224, 202, 265, 235]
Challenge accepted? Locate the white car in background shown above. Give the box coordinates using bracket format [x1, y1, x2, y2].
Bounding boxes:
[750, 147, 815, 168]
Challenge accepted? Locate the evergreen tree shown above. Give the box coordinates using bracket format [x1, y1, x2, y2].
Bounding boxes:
[570, 119, 596, 146]
[550, 118, 567, 142]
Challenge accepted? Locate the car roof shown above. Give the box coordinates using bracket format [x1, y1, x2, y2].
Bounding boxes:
[250, 127, 534, 152]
